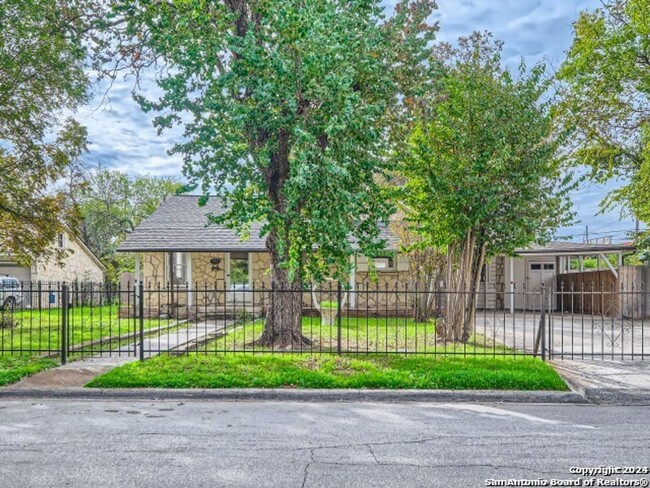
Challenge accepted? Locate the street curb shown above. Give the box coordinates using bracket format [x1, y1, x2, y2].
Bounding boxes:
[581, 389, 650, 406]
[0, 387, 587, 403]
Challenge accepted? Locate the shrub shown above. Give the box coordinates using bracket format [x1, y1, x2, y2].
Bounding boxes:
[320, 300, 338, 310]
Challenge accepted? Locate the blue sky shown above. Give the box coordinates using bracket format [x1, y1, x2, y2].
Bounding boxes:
[76, 0, 638, 243]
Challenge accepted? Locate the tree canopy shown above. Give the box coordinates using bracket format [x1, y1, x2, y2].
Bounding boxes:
[558, 0, 650, 222]
[401, 34, 572, 340]
[99, 0, 437, 347]
[76, 169, 181, 281]
[0, 0, 90, 264]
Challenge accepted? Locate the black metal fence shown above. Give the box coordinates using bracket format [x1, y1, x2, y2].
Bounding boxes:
[1, 281, 648, 362]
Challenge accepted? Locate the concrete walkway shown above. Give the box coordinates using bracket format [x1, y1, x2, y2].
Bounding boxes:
[3, 319, 233, 390]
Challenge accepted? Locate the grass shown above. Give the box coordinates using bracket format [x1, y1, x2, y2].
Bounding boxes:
[0, 355, 58, 387]
[210, 316, 510, 355]
[86, 353, 568, 390]
[88, 315, 564, 391]
[1, 305, 180, 354]
[0, 304, 187, 386]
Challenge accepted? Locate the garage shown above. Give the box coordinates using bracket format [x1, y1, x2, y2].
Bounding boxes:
[0, 264, 31, 284]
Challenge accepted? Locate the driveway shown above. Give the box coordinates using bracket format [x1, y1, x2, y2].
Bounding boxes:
[475, 311, 650, 359]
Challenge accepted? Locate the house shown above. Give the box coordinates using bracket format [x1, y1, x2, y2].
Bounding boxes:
[119, 195, 636, 314]
[0, 231, 107, 285]
[118, 196, 412, 314]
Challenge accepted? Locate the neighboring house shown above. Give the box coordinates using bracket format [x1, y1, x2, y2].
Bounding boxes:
[0, 231, 107, 285]
[119, 196, 636, 314]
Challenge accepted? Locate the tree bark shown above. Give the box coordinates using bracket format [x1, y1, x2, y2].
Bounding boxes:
[253, 229, 309, 349]
[441, 230, 486, 343]
[253, 128, 310, 349]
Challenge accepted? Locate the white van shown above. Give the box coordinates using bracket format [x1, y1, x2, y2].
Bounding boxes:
[0, 276, 23, 311]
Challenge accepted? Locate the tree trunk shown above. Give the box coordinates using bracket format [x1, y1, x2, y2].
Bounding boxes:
[253, 229, 310, 349]
[441, 231, 486, 343]
[463, 242, 486, 342]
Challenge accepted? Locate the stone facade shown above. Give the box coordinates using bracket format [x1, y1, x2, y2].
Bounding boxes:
[138, 251, 415, 315]
[140, 251, 272, 313]
[354, 270, 413, 311]
[31, 233, 105, 284]
[0, 232, 106, 307]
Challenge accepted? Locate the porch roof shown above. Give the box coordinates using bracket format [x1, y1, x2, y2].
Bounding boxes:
[514, 241, 635, 256]
[118, 195, 400, 253]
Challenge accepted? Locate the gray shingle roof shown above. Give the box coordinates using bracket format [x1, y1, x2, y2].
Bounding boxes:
[118, 196, 266, 252]
[118, 196, 400, 252]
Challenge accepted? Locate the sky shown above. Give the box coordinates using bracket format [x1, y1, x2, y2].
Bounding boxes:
[75, 0, 639, 244]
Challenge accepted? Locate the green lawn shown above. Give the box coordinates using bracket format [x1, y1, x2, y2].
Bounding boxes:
[0, 305, 184, 386]
[210, 316, 510, 355]
[1, 305, 179, 354]
[0, 355, 58, 387]
[87, 354, 567, 390]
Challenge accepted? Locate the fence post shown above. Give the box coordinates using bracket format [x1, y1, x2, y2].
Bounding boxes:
[61, 284, 68, 365]
[139, 282, 145, 361]
[541, 284, 546, 362]
[337, 281, 342, 356]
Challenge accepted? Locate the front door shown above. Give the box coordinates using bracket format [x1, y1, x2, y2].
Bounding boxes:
[526, 262, 555, 310]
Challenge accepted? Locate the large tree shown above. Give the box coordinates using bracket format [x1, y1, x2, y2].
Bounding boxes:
[402, 34, 572, 342]
[77, 169, 181, 281]
[557, 0, 649, 222]
[99, 0, 436, 348]
[0, 0, 90, 264]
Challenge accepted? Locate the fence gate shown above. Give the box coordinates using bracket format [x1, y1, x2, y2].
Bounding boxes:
[60, 284, 139, 360]
[545, 285, 649, 361]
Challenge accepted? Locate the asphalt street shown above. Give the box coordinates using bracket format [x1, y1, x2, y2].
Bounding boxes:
[0, 400, 648, 488]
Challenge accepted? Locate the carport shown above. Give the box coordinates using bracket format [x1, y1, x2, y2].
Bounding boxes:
[504, 242, 635, 312]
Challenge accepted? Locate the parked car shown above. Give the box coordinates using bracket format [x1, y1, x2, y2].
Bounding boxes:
[0, 276, 23, 311]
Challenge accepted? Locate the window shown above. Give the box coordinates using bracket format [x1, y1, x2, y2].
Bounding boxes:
[169, 252, 187, 286]
[372, 256, 395, 271]
[229, 252, 250, 287]
[530, 263, 542, 270]
[543, 263, 554, 270]
[1, 278, 19, 289]
[57, 233, 65, 248]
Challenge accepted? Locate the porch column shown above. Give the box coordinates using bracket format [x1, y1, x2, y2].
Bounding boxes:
[134, 253, 141, 286]
[349, 255, 356, 308]
[187, 253, 193, 307]
[509, 256, 514, 314]
[134, 253, 141, 308]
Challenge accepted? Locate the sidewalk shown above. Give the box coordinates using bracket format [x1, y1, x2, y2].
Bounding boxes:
[551, 360, 650, 405]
